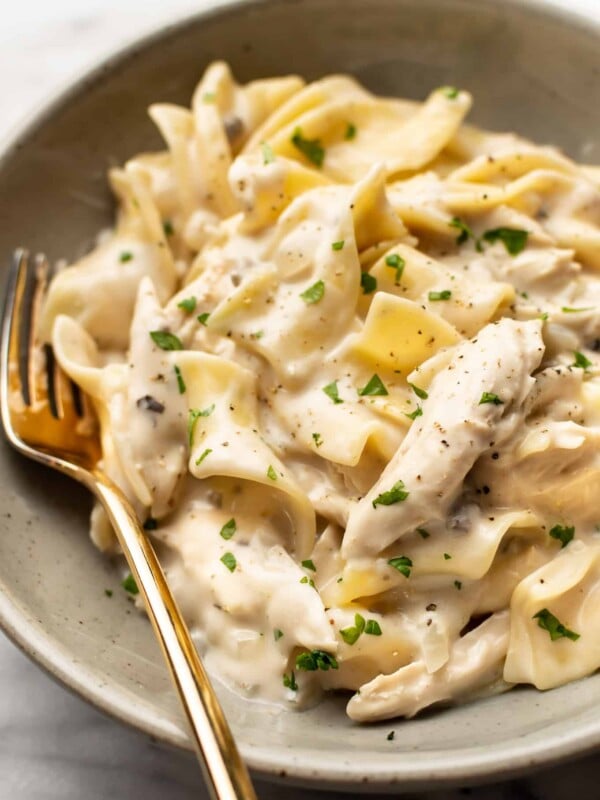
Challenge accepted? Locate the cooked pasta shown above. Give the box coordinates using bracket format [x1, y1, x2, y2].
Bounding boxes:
[41, 62, 600, 721]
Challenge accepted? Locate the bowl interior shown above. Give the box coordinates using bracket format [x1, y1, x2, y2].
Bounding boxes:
[0, 0, 599, 790]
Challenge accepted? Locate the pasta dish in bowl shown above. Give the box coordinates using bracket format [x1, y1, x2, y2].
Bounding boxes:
[40, 60, 600, 724]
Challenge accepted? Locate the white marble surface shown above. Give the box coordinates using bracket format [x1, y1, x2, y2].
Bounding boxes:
[1, 1, 600, 798]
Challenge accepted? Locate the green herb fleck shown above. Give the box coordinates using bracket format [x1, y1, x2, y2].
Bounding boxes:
[372, 480, 409, 508]
[417, 528, 430, 539]
[312, 432, 323, 448]
[441, 86, 460, 99]
[358, 374, 388, 397]
[449, 217, 476, 246]
[443, 552, 452, 560]
[323, 380, 343, 404]
[283, 671, 298, 690]
[479, 392, 503, 406]
[119, 251, 133, 263]
[332, 240, 345, 251]
[261, 141, 275, 164]
[409, 383, 428, 400]
[296, 649, 339, 671]
[163, 219, 175, 236]
[561, 306, 594, 313]
[405, 406, 423, 421]
[122, 573, 139, 595]
[197, 312, 210, 326]
[220, 552, 237, 572]
[188, 404, 215, 444]
[177, 296, 197, 313]
[340, 613, 366, 645]
[299, 576, 316, 588]
[174, 365, 186, 394]
[195, 448, 212, 465]
[300, 279, 325, 305]
[104, 589, 113, 598]
[533, 608, 580, 641]
[549, 524, 575, 549]
[302, 559, 317, 572]
[482, 227, 528, 256]
[345, 122, 357, 140]
[150, 330, 183, 351]
[385, 253, 405, 284]
[572, 351, 592, 370]
[267, 464, 278, 481]
[291, 127, 325, 167]
[250, 330, 264, 340]
[387, 556, 412, 578]
[365, 619, 382, 636]
[428, 290, 452, 301]
[360, 272, 377, 295]
[387, 730, 395, 741]
[219, 518, 236, 540]
[274, 628, 284, 641]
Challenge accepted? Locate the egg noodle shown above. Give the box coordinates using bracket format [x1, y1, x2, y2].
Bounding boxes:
[41, 62, 600, 721]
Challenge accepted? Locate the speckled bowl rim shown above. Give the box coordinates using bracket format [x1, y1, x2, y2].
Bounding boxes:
[1, 0, 600, 791]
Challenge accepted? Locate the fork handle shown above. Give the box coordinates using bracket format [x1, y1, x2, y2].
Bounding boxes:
[91, 470, 257, 800]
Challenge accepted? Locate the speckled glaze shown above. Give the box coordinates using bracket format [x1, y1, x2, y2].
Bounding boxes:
[0, 0, 599, 791]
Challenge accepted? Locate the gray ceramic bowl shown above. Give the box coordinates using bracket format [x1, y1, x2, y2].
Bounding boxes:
[0, 0, 599, 792]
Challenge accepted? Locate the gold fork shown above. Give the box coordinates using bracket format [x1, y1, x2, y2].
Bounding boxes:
[0, 250, 257, 800]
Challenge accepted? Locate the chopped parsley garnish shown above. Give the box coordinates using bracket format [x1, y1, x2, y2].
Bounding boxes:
[323, 380, 343, 404]
[387, 556, 412, 578]
[372, 480, 409, 508]
[283, 671, 298, 690]
[385, 253, 405, 284]
[572, 351, 592, 370]
[428, 290, 452, 301]
[482, 227, 528, 256]
[302, 559, 317, 572]
[197, 312, 210, 326]
[150, 330, 183, 351]
[143, 517, 158, 531]
[340, 613, 366, 646]
[300, 279, 325, 305]
[312, 432, 323, 448]
[274, 628, 284, 641]
[405, 406, 423, 421]
[479, 392, 503, 405]
[291, 127, 325, 168]
[387, 731, 395, 741]
[358, 374, 388, 397]
[261, 141, 275, 164]
[122, 573, 139, 595]
[195, 448, 212, 465]
[360, 272, 377, 295]
[533, 608, 580, 641]
[549, 524, 574, 549]
[454, 580, 462, 590]
[188, 404, 215, 444]
[442, 86, 460, 99]
[417, 528, 430, 539]
[174, 365, 186, 394]
[365, 619, 382, 636]
[332, 240, 345, 251]
[220, 552, 237, 572]
[300, 576, 316, 588]
[449, 217, 476, 246]
[344, 122, 357, 140]
[443, 552, 452, 560]
[409, 383, 428, 400]
[162, 219, 175, 236]
[561, 306, 594, 313]
[296, 649, 339, 671]
[105, 589, 113, 598]
[267, 464, 278, 481]
[177, 296, 197, 313]
[219, 518, 236, 540]
[119, 251, 133, 263]
[250, 330, 264, 340]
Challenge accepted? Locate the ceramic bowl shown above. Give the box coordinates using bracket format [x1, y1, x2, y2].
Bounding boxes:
[0, 0, 599, 792]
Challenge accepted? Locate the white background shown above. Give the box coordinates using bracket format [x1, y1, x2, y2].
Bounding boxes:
[1, 1, 599, 798]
